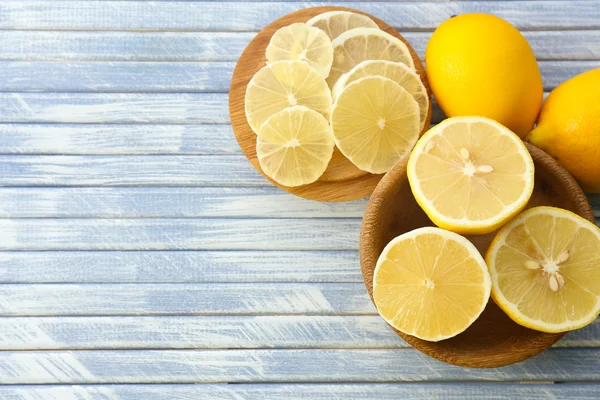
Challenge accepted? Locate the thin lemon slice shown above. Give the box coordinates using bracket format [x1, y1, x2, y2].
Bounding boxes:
[245, 60, 331, 134]
[327, 28, 415, 88]
[257, 106, 334, 187]
[306, 11, 379, 40]
[330, 76, 420, 174]
[407, 116, 535, 235]
[486, 206, 600, 333]
[332, 60, 429, 131]
[374, 227, 491, 342]
[266, 23, 333, 78]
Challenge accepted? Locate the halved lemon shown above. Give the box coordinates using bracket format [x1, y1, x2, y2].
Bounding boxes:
[306, 11, 379, 40]
[256, 105, 334, 187]
[330, 76, 420, 174]
[486, 206, 600, 333]
[266, 23, 333, 78]
[327, 28, 415, 88]
[245, 60, 331, 134]
[407, 116, 535, 235]
[332, 60, 429, 131]
[374, 227, 491, 342]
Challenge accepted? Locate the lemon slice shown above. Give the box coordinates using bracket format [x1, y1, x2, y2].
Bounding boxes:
[256, 105, 334, 187]
[327, 28, 415, 88]
[374, 227, 491, 342]
[332, 60, 429, 131]
[407, 116, 535, 235]
[306, 11, 379, 40]
[266, 23, 333, 78]
[245, 60, 332, 134]
[486, 206, 600, 333]
[330, 76, 420, 174]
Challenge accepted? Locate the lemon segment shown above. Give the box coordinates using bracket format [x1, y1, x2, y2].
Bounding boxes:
[328, 28, 415, 88]
[266, 23, 333, 78]
[486, 206, 600, 333]
[407, 116, 535, 235]
[330, 76, 420, 174]
[374, 227, 491, 342]
[306, 11, 379, 40]
[256, 106, 334, 187]
[332, 60, 429, 131]
[245, 60, 332, 134]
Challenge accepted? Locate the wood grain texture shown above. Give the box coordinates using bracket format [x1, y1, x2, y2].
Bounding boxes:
[3, 31, 600, 62]
[0, 187, 366, 218]
[0, 283, 374, 316]
[0, 155, 270, 187]
[3, 2, 598, 31]
[229, 6, 431, 202]
[360, 144, 594, 368]
[0, 61, 592, 92]
[1, 316, 598, 350]
[0, 250, 362, 283]
[2, 384, 600, 400]
[0, 218, 360, 250]
[0, 93, 231, 124]
[1, 348, 600, 384]
[0, 124, 238, 155]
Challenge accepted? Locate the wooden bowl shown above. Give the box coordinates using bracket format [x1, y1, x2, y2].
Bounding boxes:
[229, 6, 432, 202]
[360, 143, 594, 368]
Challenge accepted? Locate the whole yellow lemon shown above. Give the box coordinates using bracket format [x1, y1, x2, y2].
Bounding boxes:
[426, 14, 543, 137]
[526, 69, 600, 192]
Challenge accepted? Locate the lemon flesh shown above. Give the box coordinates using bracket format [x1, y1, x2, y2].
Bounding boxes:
[332, 60, 429, 131]
[486, 206, 600, 333]
[306, 11, 379, 40]
[245, 60, 331, 134]
[328, 28, 415, 88]
[256, 106, 334, 187]
[266, 23, 333, 78]
[407, 116, 535, 235]
[374, 227, 491, 342]
[330, 76, 420, 174]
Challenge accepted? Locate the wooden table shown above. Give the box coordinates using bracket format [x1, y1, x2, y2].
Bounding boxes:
[1, 1, 600, 398]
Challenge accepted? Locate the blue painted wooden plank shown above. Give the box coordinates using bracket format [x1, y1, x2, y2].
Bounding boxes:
[2, 2, 597, 31]
[0, 124, 238, 155]
[0, 218, 360, 250]
[0, 93, 231, 124]
[0, 316, 407, 350]
[0, 283, 373, 316]
[0, 250, 362, 283]
[0, 155, 268, 187]
[1, 384, 600, 400]
[0, 187, 366, 218]
[0, 61, 590, 93]
[2, 30, 600, 62]
[1, 315, 598, 350]
[1, 348, 599, 383]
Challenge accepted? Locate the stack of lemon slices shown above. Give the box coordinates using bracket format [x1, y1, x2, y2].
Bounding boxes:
[245, 11, 429, 186]
[373, 116, 600, 342]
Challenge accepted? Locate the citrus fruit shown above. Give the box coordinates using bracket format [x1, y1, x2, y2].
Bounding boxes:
[306, 10, 379, 40]
[407, 116, 535, 235]
[526, 68, 600, 192]
[486, 206, 600, 333]
[245, 61, 331, 134]
[373, 227, 491, 342]
[330, 76, 420, 174]
[265, 23, 333, 78]
[332, 60, 429, 131]
[328, 28, 415, 88]
[425, 13, 543, 137]
[256, 106, 334, 187]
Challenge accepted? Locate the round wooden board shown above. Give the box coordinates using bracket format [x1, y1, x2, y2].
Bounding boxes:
[229, 6, 432, 202]
[360, 143, 594, 368]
